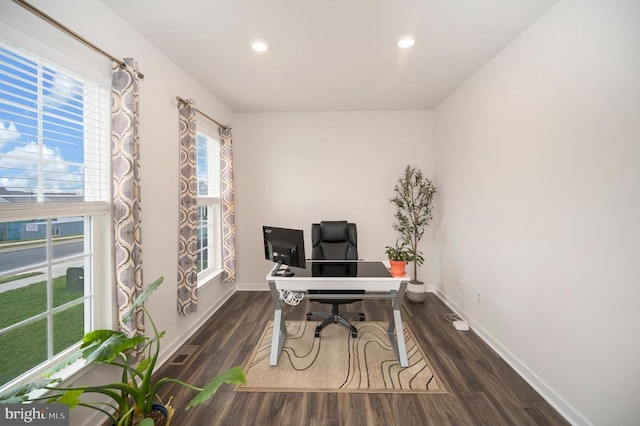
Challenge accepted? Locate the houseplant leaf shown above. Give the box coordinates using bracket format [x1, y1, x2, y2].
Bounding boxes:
[81, 329, 121, 347]
[184, 367, 247, 410]
[44, 349, 87, 377]
[54, 390, 84, 409]
[82, 333, 144, 364]
[0, 379, 59, 403]
[123, 276, 164, 322]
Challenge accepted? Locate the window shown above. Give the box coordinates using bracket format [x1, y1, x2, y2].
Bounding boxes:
[196, 130, 222, 281]
[0, 40, 111, 388]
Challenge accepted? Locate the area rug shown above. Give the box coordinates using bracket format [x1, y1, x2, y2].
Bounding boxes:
[237, 321, 446, 394]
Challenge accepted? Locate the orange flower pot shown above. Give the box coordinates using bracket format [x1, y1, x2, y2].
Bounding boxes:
[389, 260, 407, 277]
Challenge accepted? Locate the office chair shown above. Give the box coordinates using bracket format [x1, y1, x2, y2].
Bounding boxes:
[306, 221, 365, 338]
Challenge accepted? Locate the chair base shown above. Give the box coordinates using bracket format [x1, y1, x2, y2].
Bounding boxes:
[306, 309, 365, 338]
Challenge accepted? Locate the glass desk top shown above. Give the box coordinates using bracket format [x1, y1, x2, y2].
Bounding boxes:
[280, 260, 391, 278]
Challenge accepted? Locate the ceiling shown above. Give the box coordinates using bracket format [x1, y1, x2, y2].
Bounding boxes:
[100, 0, 558, 113]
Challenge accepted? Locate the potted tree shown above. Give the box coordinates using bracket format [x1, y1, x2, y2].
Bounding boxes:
[389, 165, 437, 303]
[385, 239, 412, 277]
[0, 276, 246, 425]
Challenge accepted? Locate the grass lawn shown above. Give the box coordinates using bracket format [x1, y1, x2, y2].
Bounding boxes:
[0, 275, 85, 386]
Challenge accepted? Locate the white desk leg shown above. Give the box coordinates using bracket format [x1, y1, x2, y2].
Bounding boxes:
[268, 280, 287, 366]
[388, 281, 408, 367]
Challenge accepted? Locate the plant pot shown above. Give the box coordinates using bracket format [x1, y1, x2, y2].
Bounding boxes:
[405, 281, 426, 303]
[132, 404, 168, 426]
[389, 260, 407, 277]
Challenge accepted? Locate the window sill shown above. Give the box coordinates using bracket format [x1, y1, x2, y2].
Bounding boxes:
[198, 268, 224, 289]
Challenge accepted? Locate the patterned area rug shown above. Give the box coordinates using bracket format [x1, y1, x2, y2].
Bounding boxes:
[237, 321, 446, 393]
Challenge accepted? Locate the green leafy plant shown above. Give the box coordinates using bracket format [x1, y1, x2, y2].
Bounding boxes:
[384, 240, 412, 261]
[0, 276, 246, 426]
[389, 165, 437, 283]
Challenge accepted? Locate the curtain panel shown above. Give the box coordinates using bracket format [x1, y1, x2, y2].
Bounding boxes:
[111, 58, 144, 337]
[177, 99, 198, 315]
[219, 126, 237, 282]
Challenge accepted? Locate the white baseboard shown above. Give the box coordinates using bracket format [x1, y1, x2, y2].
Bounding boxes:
[236, 282, 270, 291]
[435, 289, 589, 426]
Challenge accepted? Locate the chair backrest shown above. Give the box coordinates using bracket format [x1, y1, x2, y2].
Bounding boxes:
[311, 221, 358, 260]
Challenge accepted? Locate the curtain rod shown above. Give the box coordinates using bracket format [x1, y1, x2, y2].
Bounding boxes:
[175, 96, 229, 129]
[11, 0, 145, 79]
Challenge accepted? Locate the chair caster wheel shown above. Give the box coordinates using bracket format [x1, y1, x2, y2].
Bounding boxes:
[351, 331, 358, 338]
[358, 314, 365, 321]
[315, 330, 320, 338]
[306, 313, 312, 321]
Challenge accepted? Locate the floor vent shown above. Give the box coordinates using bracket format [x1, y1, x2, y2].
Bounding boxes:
[169, 344, 199, 365]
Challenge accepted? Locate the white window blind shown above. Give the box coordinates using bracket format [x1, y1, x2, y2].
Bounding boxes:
[0, 41, 110, 204]
[197, 131, 220, 198]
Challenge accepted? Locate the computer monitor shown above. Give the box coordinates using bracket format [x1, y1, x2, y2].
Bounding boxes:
[263, 226, 306, 276]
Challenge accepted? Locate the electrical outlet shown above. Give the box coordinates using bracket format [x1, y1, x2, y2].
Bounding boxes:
[457, 277, 463, 292]
[476, 291, 482, 304]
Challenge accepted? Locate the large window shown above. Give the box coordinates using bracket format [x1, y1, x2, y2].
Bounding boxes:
[196, 130, 222, 281]
[0, 41, 111, 388]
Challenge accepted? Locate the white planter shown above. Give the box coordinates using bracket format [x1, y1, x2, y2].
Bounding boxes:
[405, 282, 426, 303]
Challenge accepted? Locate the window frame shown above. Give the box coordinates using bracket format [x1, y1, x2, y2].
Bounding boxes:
[0, 205, 113, 391]
[195, 129, 223, 285]
[0, 39, 112, 390]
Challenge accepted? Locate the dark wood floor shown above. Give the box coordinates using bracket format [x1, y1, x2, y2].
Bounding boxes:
[154, 291, 569, 425]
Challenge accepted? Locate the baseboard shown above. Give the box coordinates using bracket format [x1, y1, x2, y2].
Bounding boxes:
[236, 282, 270, 291]
[435, 289, 589, 426]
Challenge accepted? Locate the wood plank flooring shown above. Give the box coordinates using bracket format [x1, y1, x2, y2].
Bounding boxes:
[153, 291, 569, 425]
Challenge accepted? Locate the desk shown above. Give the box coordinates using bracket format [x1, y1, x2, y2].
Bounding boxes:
[266, 260, 409, 367]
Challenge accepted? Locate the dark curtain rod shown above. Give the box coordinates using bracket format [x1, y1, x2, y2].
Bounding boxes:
[175, 96, 229, 129]
[11, 0, 145, 79]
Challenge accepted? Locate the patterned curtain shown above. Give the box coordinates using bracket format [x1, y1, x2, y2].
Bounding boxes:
[177, 99, 198, 315]
[112, 58, 143, 337]
[219, 126, 236, 282]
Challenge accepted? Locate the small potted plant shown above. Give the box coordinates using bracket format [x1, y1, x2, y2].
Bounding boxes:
[0, 276, 246, 426]
[385, 240, 412, 277]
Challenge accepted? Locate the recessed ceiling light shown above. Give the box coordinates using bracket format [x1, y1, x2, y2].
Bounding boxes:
[251, 41, 269, 52]
[397, 37, 415, 49]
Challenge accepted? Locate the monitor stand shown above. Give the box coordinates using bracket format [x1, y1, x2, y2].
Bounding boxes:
[271, 262, 295, 277]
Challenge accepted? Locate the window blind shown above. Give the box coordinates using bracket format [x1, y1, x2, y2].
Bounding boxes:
[196, 131, 221, 198]
[0, 41, 111, 203]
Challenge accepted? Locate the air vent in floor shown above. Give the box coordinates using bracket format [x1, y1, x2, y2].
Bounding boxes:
[169, 344, 199, 365]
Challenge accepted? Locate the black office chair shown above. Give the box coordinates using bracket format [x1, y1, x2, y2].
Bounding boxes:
[306, 221, 365, 338]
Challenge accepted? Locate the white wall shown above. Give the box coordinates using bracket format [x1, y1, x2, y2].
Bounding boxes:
[233, 111, 437, 288]
[2, 1, 237, 424]
[434, 0, 640, 424]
